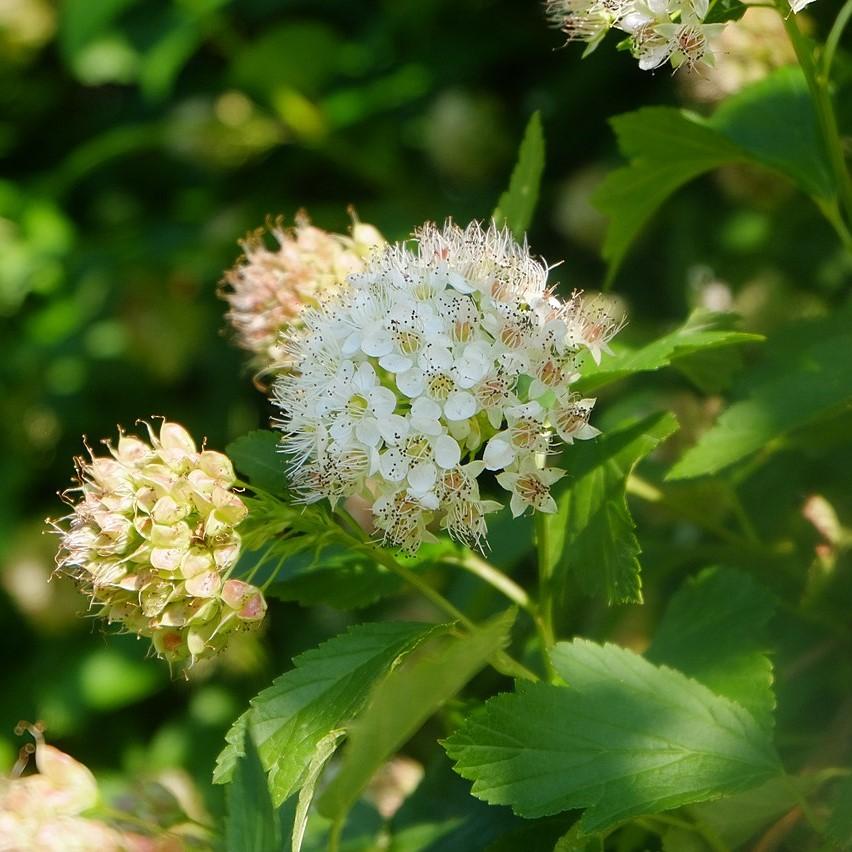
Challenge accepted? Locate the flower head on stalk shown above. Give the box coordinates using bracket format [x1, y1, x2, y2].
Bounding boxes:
[274, 220, 623, 554]
[220, 211, 384, 370]
[51, 420, 267, 671]
[545, 0, 726, 72]
[1, 721, 205, 850]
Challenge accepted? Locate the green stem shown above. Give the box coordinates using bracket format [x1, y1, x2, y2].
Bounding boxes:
[444, 550, 556, 679]
[823, 0, 852, 80]
[443, 551, 535, 613]
[343, 534, 539, 682]
[535, 513, 556, 650]
[779, 2, 852, 232]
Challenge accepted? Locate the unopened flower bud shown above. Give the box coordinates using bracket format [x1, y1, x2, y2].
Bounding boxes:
[52, 420, 267, 670]
[220, 211, 385, 368]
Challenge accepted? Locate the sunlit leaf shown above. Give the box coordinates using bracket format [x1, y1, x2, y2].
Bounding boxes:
[574, 310, 762, 395]
[445, 640, 782, 833]
[318, 610, 515, 821]
[546, 412, 679, 605]
[492, 112, 545, 239]
[215, 622, 443, 805]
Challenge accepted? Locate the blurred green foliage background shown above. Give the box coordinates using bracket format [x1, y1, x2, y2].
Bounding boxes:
[1, 0, 850, 819]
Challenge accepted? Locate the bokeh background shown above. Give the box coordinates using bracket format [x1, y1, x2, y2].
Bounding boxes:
[2, 0, 850, 820]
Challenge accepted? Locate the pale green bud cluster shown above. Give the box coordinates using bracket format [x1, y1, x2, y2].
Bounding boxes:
[53, 421, 266, 669]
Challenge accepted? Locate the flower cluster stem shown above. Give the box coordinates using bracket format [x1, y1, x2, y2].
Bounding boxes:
[340, 531, 538, 682]
[779, 1, 852, 237]
[535, 513, 557, 651]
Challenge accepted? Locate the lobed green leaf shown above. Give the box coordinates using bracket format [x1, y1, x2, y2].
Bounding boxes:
[318, 610, 515, 821]
[445, 640, 782, 834]
[215, 621, 443, 805]
[546, 412, 679, 605]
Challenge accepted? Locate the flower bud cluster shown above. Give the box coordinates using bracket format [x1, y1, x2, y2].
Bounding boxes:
[1, 722, 201, 850]
[545, 0, 725, 72]
[53, 421, 266, 669]
[221, 212, 384, 367]
[274, 221, 622, 554]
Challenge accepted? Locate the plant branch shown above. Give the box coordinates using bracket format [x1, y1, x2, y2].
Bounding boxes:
[779, 1, 852, 231]
[339, 531, 538, 682]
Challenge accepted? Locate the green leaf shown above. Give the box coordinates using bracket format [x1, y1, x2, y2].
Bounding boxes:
[709, 67, 833, 200]
[445, 639, 782, 833]
[593, 108, 741, 281]
[827, 774, 852, 850]
[215, 622, 443, 805]
[668, 309, 852, 479]
[492, 112, 545, 239]
[546, 412, 679, 605]
[226, 728, 281, 852]
[267, 547, 403, 610]
[687, 775, 808, 849]
[318, 610, 515, 821]
[594, 69, 834, 281]
[291, 730, 345, 852]
[574, 310, 762, 395]
[647, 567, 776, 728]
[227, 429, 286, 495]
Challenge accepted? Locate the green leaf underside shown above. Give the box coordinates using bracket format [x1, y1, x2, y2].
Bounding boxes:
[225, 729, 281, 852]
[267, 546, 403, 610]
[573, 310, 762, 395]
[547, 412, 679, 605]
[445, 640, 781, 834]
[594, 68, 833, 280]
[492, 112, 545, 239]
[668, 309, 852, 479]
[318, 610, 515, 821]
[227, 429, 287, 495]
[215, 622, 443, 805]
[647, 566, 776, 729]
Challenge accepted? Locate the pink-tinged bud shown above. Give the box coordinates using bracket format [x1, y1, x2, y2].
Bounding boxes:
[51, 420, 261, 671]
[222, 579, 267, 621]
[220, 211, 385, 367]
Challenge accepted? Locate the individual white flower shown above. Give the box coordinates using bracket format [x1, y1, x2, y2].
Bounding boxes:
[546, 0, 729, 73]
[496, 457, 567, 518]
[274, 221, 623, 552]
[789, 0, 817, 11]
[552, 394, 601, 443]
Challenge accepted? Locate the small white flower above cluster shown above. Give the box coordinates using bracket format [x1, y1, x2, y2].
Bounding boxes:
[274, 221, 622, 554]
[545, 0, 726, 72]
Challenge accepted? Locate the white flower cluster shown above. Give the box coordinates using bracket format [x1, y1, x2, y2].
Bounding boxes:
[274, 221, 622, 554]
[545, 0, 725, 72]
